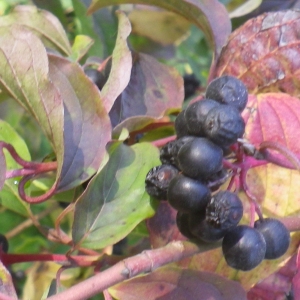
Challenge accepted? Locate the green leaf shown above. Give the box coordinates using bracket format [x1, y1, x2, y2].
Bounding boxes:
[88, 0, 231, 60]
[101, 11, 132, 112]
[70, 35, 94, 62]
[48, 54, 112, 191]
[0, 119, 31, 216]
[72, 0, 104, 58]
[72, 142, 160, 249]
[0, 5, 71, 55]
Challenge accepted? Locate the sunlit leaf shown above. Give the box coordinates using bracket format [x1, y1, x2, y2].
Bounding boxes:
[229, 0, 262, 18]
[109, 266, 247, 300]
[215, 10, 300, 97]
[0, 5, 71, 55]
[70, 35, 94, 62]
[109, 52, 183, 128]
[88, 0, 231, 61]
[72, 142, 159, 250]
[101, 11, 132, 112]
[128, 9, 190, 45]
[48, 54, 111, 191]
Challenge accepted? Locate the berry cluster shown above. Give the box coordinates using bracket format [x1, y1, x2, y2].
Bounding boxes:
[145, 75, 290, 271]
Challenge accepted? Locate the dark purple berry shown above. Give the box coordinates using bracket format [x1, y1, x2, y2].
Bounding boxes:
[168, 174, 211, 213]
[222, 225, 266, 271]
[254, 218, 290, 259]
[174, 110, 190, 138]
[176, 211, 196, 239]
[145, 165, 179, 200]
[183, 73, 201, 99]
[189, 212, 227, 243]
[84, 68, 106, 90]
[160, 136, 195, 167]
[0, 234, 8, 253]
[204, 105, 245, 147]
[177, 137, 223, 179]
[206, 191, 243, 230]
[205, 75, 248, 112]
[184, 99, 220, 136]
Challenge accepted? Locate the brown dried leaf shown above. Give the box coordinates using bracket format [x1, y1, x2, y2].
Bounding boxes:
[215, 10, 300, 96]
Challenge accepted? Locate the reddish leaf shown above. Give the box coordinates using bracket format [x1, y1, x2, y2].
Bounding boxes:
[292, 247, 300, 299]
[0, 261, 18, 299]
[109, 266, 247, 300]
[215, 10, 300, 96]
[109, 52, 183, 128]
[88, 0, 231, 61]
[248, 254, 297, 300]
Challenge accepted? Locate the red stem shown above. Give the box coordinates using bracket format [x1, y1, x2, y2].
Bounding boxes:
[1, 253, 100, 267]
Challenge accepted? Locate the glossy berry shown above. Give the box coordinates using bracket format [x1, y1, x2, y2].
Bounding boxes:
[206, 191, 243, 230]
[184, 99, 220, 136]
[0, 234, 8, 253]
[174, 110, 190, 138]
[189, 212, 227, 243]
[176, 211, 195, 239]
[160, 136, 195, 167]
[84, 68, 106, 90]
[205, 75, 248, 112]
[183, 73, 201, 99]
[254, 218, 290, 259]
[177, 137, 223, 179]
[204, 105, 245, 147]
[145, 165, 179, 200]
[222, 225, 266, 271]
[168, 174, 211, 213]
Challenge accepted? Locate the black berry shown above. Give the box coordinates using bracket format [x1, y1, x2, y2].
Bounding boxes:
[205, 75, 248, 112]
[84, 68, 106, 90]
[167, 174, 211, 213]
[184, 99, 220, 136]
[254, 218, 290, 259]
[189, 212, 227, 243]
[204, 105, 245, 147]
[177, 137, 223, 179]
[174, 110, 190, 138]
[160, 136, 195, 167]
[0, 234, 8, 253]
[145, 165, 179, 200]
[176, 211, 195, 239]
[206, 191, 243, 230]
[222, 225, 266, 271]
[183, 73, 201, 99]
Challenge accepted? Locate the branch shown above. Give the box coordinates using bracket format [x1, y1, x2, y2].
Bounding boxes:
[47, 240, 208, 300]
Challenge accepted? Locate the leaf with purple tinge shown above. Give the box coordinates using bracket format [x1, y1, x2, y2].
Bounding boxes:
[0, 25, 64, 185]
[48, 54, 112, 191]
[109, 52, 183, 128]
[215, 10, 300, 97]
[88, 0, 231, 61]
[109, 266, 247, 300]
[0, 5, 71, 55]
[100, 11, 132, 113]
